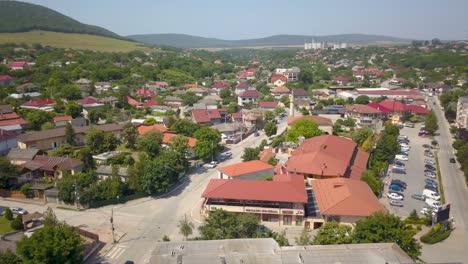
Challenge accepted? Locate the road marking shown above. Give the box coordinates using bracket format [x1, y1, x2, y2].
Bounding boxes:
[106, 245, 127, 260]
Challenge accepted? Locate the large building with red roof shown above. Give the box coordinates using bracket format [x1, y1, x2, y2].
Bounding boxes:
[367, 100, 428, 124]
[218, 160, 275, 180]
[345, 104, 387, 129]
[285, 135, 369, 181]
[202, 174, 307, 226]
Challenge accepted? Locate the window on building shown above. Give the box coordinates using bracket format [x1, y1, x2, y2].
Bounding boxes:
[283, 215, 292, 225]
[262, 214, 278, 222]
[296, 216, 303, 226]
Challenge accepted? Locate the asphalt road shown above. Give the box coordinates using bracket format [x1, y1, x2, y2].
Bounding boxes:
[420, 97, 468, 263]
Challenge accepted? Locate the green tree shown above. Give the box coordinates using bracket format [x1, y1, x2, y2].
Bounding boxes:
[20, 183, 33, 198]
[352, 127, 374, 147]
[352, 213, 421, 259]
[102, 133, 118, 152]
[313, 221, 353, 245]
[16, 223, 84, 264]
[43, 207, 59, 227]
[355, 95, 370, 105]
[79, 147, 94, 171]
[41, 122, 55, 131]
[87, 110, 105, 124]
[170, 119, 201, 137]
[0, 249, 22, 264]
[65, 123, 76, 146]
[0, 157, 19, 189]
[60, 85, 82, 100]
[295, 228, 312, 245]
[86, 127, 105, 154]
[361, 136, 375, 152]
[65, 102, 82, 118]
[199, 209, 260, 240]
[360, 170, 383, 196]
[373, 133, 399, 162]
[299, 68, 314, 85]
[267, 157, 278, 166]
[121, 122, 138, 149]
[143, 117, 156, 125]
[195, 140, 215, 161]
[4, 207, 13, 221]
[193, 127, 221, 143]
[178, 214, 194, 240]
[424, 111, 439, 135]
[26, 110, 53, 130]
[264, 122, 277, 137]
[141, 150, 180, 194]
[242, 147, 260, 162]
[264, 111, 275, 122]
[137, 131, 163, 157]
[286, 119, 322, 143]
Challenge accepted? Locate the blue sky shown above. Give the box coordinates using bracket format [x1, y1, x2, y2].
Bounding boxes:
[21, 0, 467, 40]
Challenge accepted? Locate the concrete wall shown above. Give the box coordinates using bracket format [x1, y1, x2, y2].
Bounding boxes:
[0, 138, 17, 155]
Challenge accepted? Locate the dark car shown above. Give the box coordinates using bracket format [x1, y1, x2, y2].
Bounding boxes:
[411, 194, 426, 201]
[425, 164, 436, 171]
[391, 179, 407, 188]
[392, 168, 406, 174]
[450, 157, 456, 163]
[389, 185, 403, 192]
[422, 144, 431, 148]
[431, 140, 438, 146]
[395, 161, 406, 167]
[424, 185, 438, 192]
[425, 178, 438, 185]
[390, 182, 406, 189]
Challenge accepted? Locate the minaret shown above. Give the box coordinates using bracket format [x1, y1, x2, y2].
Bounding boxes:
[289, 93, 295, 117]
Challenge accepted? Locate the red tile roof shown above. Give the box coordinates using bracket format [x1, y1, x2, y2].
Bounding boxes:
[0, 75, 13, 81]
[311, 178, 385, 217]
[231, 112, 242, 119]
[137, 124, 169, 135]
[192, 109, 224, 124]
[142, 99, 158, 107]
[236, 82, 249, 89]
[202, 174, 307, 203]
[0, 118, 27, 127]
[287, 116, 333, 126]
[218, 160, 274, 177]
[367, 102, 390, 112]
[271, 74, 288, 82]
[10, 62, 27, 68]
[212, 82, 228, 89]
[259, 148, 275, 163]
[247, 67, 257, 73]
[136, 89, 155, 97]
[162, 133, 197, 148]
[286, 135, 368, 178]
[406, 105, 429, 114]
[378, 100, 408, 112]
[53, 116, 72, 122]
[259, 101, 278, 108]
[335, 76, 349, 81]
[346, 104, 383, 114]
[271, 86, 290, 94]
[22, 99, 55, 107]
[357, 89, 422, 96]
[127, 96, 142, 107]
[79, 97, 98, 105]
[239, 90, 259, 98]
[292, 89, 308, 97]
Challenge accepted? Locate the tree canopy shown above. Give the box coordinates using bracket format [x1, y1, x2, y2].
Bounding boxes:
[286, 119, 322, 143]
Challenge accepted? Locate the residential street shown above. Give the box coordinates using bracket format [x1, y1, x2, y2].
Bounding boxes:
[420, 97, 468, 263]
[0, 117, 289, 264]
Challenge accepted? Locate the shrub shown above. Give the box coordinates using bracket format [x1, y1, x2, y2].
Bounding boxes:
[420, 227, 451, 244]
[11, 215, 23, 230]
[416, 225, 422, 231]
[4, 208, 13, 221]
[20, 183, 33, 198]
[162, 235, 170, 242]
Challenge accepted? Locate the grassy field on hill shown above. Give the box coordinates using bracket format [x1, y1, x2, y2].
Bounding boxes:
[0, 31, 147, 52]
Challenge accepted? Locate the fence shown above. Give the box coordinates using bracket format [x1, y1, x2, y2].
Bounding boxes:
[0, 189, 26, 199]
[72, 226, 99, 241]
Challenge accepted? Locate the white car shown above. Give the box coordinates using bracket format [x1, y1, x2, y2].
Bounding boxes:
[205, 161, 217, 168]
[423, 189, 440, 201]
[420, 207, 436, 216]
[395, 155, 409, 161]
[425, 199, 441, 210]
[387, 192, 404, 200]
[424, 159, 435, 166]
[398, 135, 408, 140]
[11, 207, 28, 215]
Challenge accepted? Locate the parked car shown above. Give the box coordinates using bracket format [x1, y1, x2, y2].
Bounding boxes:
[399, 151, 409, 156]
[395, 155, 409, 161]
[388, 190, 405, 198]
[393, 164, 406, 170]
[391, 179, 407, 188]
[397, 135, 408, 140]
[389, 185, 404, 192]
[395, 161, 406, 167]
[0, 206, 7, 216]
[425, 164, 436, 171]
[424, 159, 435, 166]
[222, 151, 232, 157]
[400, 146, 410, 152]
[422, 144, 431, 148]
[423, 189, 440, 201]
[424, 152, 434, 158]
[205, 161, 217, 168]
[424, 185, 438, 193]
[418, 131, 429, 136]
[425, 199, 441, 210]
[390, 181, 406, 189]
[11, 207, 28, 215]
[420, 207, 436, 216]
[392, 168, 406, 174]
[450, 157, 456, 163]
[431, 140, 438, 146]
[425, 178, 437, 185]
[411, 194, 426, 201]
[404, 122, 415, 128]
[390, 200, 404, 207]
[387, 192, 404, 200]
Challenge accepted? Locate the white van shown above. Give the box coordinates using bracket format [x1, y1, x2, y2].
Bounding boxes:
[398, 135, 408, 140]
[425, 198, 441, 209]
[423, 189, 440, 201]
[395, 155, 409, 161]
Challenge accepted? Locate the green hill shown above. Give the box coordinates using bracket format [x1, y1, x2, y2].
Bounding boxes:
[0, 1, 124, 40]
[128, 33, 412, 49]
[0, 31, 146, 52]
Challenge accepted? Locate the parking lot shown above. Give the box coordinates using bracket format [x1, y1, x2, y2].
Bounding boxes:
[382, 123, 439, 218]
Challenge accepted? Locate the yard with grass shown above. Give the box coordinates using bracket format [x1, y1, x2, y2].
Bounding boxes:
[0, 216, 13, 235]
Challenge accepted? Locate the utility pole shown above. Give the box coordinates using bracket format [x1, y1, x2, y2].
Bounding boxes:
[110, 207, 116, 244]
[211, 140, 214, 163]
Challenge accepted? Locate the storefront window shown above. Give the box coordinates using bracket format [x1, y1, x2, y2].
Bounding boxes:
[296, 216, 303, 226]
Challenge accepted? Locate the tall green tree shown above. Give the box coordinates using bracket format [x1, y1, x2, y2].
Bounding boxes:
[352, 213, 421, 259]
[26, 110, 53, 130]
[85, 127, 104, 154]
[16, 223, 84, 264]
[241, 147, 260, 162]
[121, 122, 138, 149]
[424, 111, 439, 135]
[352, 127, 374, 147]
[170, 119, 200, 137]
[286, 119, 322, 143]
[355, 95, 370, 105]
[264, 122, 277, 137]
[65, 102, 82, 118]
[137, 131, 163, 157]
[141, 150, 180, 194]
[313, 221, 352, 245]
[360, 170, 383, 196]
[0, 157, 19, 189]
[199, 209, 260, 240]
[65, 123, 76, 146]
[0, 249, 21, 264]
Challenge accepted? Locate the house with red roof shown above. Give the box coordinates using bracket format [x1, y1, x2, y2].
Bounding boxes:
[259, 101, 279, 110]
[271, 74, 288, 87]
[137, 124, 169, 135]
[192, 109, 227, 125]
[212, 82, 228, 92]
[235, 82, 254, 95]
[10, 62, 29, 71]
[53, 116, 73, 127]
[291, 89, 310, 100]
[136, 89, 155, 97]
[20, 99, 55, 111]
[0, 105, 27, 133]
[271, 86, 290, 99]
[202, 174, 307, 226]
[0, 75, 14, 86]
[285, 135, 369, 181]
[218, 160, 274, 180]
[367, 100, 410, 124]
[127, 96, 142, 107]
[142, 99, 159, 107]
[238, 90, 259, 106]
[334, 76, 349, 86]
[79, 97, 104, 109]
[345, 104, 387, 130]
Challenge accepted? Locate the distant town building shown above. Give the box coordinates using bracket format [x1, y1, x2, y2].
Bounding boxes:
[304, 40, 348, 50]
